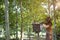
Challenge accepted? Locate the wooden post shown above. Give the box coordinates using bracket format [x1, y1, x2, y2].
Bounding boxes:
[37, 33, 40, 40]
[28, 26, 31, 40]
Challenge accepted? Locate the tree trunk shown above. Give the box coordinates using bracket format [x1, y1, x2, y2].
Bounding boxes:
[14, 0, 18, 40]
[4, 0, 10, 40]
[16, 6, 18, 40]
[53, 0, 57, 40]
[20, 0, 23, 40]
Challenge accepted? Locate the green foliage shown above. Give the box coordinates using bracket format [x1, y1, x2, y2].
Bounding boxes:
[0, 0, 60, 39]
[0, 0, 49, 33]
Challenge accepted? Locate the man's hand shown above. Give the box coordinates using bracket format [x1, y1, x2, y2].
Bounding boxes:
[43, 24, 49, 28]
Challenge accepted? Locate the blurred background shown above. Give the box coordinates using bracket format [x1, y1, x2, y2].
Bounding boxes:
[0, 0, 60, 40]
